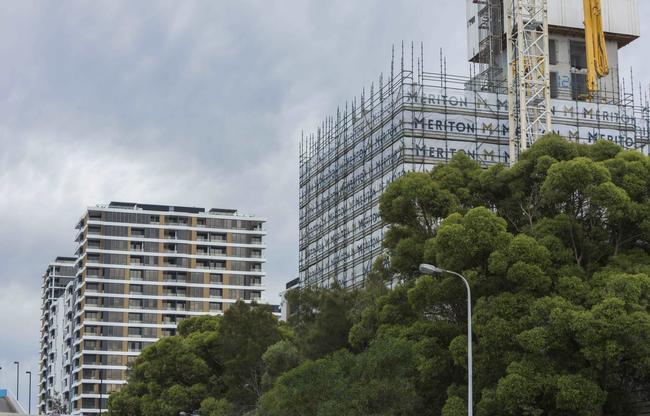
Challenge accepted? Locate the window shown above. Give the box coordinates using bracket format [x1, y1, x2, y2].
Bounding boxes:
[144, 270, 159, 281]
[572, 73, 588, 100]
[142, 327, 157, 338]
[85, 311, 100, 321]
[550, 71, 559, 99]
[128, 327, 143, 337]
[143, 285, 158, 295]
[89, 211, 102, 220]
[570, 41, 587, 69]
[128, 341, 143, 352]
[549, 39, 558, 65]
[129, 313, 142, 322]
[161, 329, 176, 337]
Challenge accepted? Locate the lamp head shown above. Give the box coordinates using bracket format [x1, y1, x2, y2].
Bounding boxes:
[419, 264, 445, 275]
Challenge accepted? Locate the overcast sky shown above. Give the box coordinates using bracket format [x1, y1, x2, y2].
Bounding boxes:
[0, 0, 649, 410]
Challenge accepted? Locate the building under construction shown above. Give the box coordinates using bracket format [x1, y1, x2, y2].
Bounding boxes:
[299, 0, 650, 289]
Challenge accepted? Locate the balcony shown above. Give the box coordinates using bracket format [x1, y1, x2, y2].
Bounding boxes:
[163, 278, 187, 283]
[162, 292, 187, 297]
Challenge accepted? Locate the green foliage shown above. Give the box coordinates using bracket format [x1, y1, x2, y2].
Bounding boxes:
[257, 337, 421, 416]
[285, 284, 357, 359]
[110, 136, 650, 416]
[261, 341, 301, 389]
[368, 137, 650, 415]
[200, 398, 234, 416]
[108, 302, 282, 416]
[177, 314, 221, 337]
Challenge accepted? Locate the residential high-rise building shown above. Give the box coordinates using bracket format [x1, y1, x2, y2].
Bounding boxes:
[39, 257, 77, 415]
[298, 0, 647, 289]
[39, 202, 266, 416]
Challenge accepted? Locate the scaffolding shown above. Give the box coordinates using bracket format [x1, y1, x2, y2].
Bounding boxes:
[299, 46, 650, 289]
[473, 0, 505, 91]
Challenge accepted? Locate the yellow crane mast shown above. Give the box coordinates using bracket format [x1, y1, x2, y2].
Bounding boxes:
[583, 0, 610, 97]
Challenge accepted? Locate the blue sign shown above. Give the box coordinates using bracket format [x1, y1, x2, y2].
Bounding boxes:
[0, 389, 7, 398]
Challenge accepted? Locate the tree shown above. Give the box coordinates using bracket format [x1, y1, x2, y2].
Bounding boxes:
[284, 284, 357, 360]
[111, 135, 650, 416]
[256, 338, 422, 416]
[108, 302, 283, 416]
[47, 391, 68, 416]
[376, 137, 650, 415]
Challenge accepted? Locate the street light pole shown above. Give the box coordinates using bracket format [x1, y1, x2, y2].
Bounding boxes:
[13, 362, 19, 402]
[25, 371, 32, 415]
[419, 264, 473, 416]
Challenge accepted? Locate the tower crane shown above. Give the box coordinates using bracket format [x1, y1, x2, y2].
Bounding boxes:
[505, 0, 609, 165]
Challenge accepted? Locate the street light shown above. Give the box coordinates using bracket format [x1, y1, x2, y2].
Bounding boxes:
[13, 362, 19, 402]
[25, 371, 32, 415]
[419, 264, 473, 416]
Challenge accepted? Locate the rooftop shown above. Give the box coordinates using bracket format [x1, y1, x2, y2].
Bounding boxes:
[108, 201, 207, 214]
[82, 202, 265, 221]
[53, 256, 76, 263]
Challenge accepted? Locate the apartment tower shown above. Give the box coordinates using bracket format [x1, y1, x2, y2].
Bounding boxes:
[39, 257, 77, 414]
[39, 202, 266, 415]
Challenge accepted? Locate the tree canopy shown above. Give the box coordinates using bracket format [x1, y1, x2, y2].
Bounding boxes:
[107, 302, 283, 416]
[109, 136, 650, 416]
